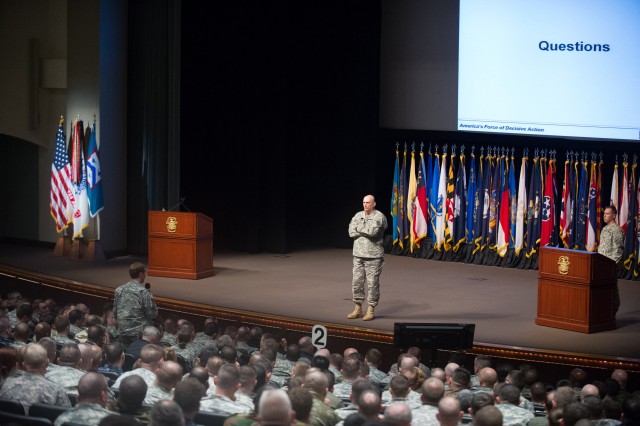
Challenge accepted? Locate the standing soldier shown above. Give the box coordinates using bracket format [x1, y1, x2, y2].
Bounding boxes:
[347, 195, 388, 321]
[113, 262, 158, 348]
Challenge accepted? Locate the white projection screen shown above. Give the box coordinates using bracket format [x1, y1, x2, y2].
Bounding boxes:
[380, 0, 640, 142]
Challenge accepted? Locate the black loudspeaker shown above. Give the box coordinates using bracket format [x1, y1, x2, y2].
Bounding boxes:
[394, 323, 475, 366]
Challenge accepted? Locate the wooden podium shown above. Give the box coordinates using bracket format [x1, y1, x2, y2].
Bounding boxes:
[147, 211, 215, 279]
[536, 247, 616, 333]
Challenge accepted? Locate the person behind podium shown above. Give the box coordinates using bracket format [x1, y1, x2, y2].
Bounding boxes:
[114, 262, 158, 348]
[597, 206, 624, 317]
[347, 194, 387, 321]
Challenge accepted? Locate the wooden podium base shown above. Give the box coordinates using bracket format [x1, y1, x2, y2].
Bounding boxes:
[535, 278, 616, 333]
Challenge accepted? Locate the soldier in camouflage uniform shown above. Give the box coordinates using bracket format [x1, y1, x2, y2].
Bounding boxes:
[495, 383, 534, 426]
[0, 343, 71, 412]
[45, 343, 86, 397]
[305, 370, 341, 426]
[411, 378, 445, 426]
[112, 344, 165, 391]
[143, 360, 183, 407]
[113, 262, 158, 348]
[598, 206, 624, 315]
[347, 195, 387, 321]
[53, 372, 113, 426]
[200, 364, 252, 416]
[364, 348, 391, 391]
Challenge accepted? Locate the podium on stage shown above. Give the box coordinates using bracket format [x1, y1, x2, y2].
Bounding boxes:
[147, 211, 215, 279]
[536, 246, 616, 333]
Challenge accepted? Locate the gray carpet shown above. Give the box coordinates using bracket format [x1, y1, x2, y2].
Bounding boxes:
[1, 243, 639, 360]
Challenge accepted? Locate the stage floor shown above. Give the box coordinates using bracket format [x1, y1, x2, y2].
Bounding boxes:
[0, 243, 639, 360]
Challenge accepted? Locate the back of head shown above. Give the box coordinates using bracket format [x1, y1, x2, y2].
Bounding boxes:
[119, 375, 148, 414]
[554, 386, 577, 409]
[569, 368, 587, 387]
[59, 343, 82, 366]
[23, 343, 48, 370]
[422, 377, 445, 404]
[129, 262, 146, 280]
[54, 315, 70, 332]
[239, 364, 258, 391]
[37, 337, 56, 362]
[474, 355, 492, 371]
[150, 399, 185, 426]
[531, 381, 547, 403]
[471, 392, 495, 415]
[304, 370, 329, 396]
[188, 366, 210, 388]
[220, 345, 237, 364]
[157, 360, 183, 388]
[106, 342, 125, 364]
[479, 367, 498, 388]
[140, 344, 164, 365]
[260, 347, 277, 363]
[288, 387, 313, 423]
[474, 405, 503, 426]
[383, 402, 411, 426]
[174, 377, 206, 415]
[452, 367, 472, 389]
[582, 395, 603, 419]
[216, 363, 240, 391]
[351, 378, 378, 405]
[389, 374, 410, 398]
[358, 389, 381, 419]
[365, 348, 382, 365]
[286, 344, 301, 361]
[498, 383, 521, 405]
[506, 370, 525, 390]
[562, 401, 589, 426]
[311, 355, 329, 371]
[457, 389, 474, 413]
[78, 371, 109, 404]
[142, 326, 161, 343]
[438, 396, 463, 426]
[341, 356, 361, 380]
[622, 394, 640, 425]
[258, 388, 293, 425]
[495, 363, 513, 382]
[99, 414, 142, 426]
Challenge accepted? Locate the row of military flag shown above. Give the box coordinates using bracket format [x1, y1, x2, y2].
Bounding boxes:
[50, 117, 104, 238]
[390, 143, 640, 275]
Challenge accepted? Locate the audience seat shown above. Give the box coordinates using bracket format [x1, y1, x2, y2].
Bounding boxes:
[0, 410, 53, 425]
[123, 353, 136, 372]
[29, 403, 70, 422]
[194, 411, 229, 426]
[0, 398, 25, 415]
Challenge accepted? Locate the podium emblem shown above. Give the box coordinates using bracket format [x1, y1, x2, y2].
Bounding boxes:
[166, 216, 178, 233]
[557, 255, 570, 275]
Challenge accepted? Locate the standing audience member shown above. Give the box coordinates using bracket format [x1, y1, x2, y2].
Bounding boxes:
[113, 262, 158, 348]
[53, 372, 112, 426]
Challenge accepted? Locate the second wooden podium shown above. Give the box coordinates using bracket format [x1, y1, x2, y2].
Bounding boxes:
[148, 211, 215, 279]
[536, 247, 616, 333]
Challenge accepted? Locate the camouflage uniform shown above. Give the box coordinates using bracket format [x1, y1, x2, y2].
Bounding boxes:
[593, 419, 622, 426]
[272, 358, 295, 383]
[388, 362, 431, 378]
[45, 365, 85, 397]
[234, 391, 255, 412]
[598, 222, 624, 313]
[497, 402, 534, 426]
[191, 334, 216, 353]
[113, 280, 158, 343]
[411, 404, 440, 426]
[54, 335, 77, 345]
[53, 403, 113, 426]
[367, 365, 391, 390]
[0, 371, 71, 412]
[332, 381, 353, 402]
[334, 404, 357, 420]
[199, 394, 252, 416]
[348, 209, 387, 308]
[106, 324, 120, 341]
[309, 395, 340, 426]
[143, 383, 173, 407]
[171, 344, 198, 371]
[112, 367, 157, 391]
[381, 390, 422, 409]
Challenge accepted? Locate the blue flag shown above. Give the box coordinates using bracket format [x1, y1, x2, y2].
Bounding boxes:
[574, 157, 589, 250]
[398, 148, 408, 249]
[426, 148, 434, 241]
[525, 153, 543, 257]
[86, 122, 104, 217]
[391, 148, 400, 245]
[453, 152, 467, 251]
[466, 151, 477, 242]
[508, 154, 517, 247]
[623, 162, 637, 269]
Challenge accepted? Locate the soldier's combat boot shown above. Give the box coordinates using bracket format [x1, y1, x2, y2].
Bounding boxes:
[347, 304, 363, 319]
[362, 305, 375, 321]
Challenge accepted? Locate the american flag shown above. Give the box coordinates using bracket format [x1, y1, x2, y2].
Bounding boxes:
[50, 121, 74, 232]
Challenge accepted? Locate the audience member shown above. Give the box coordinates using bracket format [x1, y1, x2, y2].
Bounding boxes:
[258, 388, 295, 425]
[149, 399, 185, 426]
[45, 342, 86, 396]
[437, 396, 463, 426]
[53, 372, 112, 426]
[144, 360, 183, 406]
[107, 374, 150, 424]
[112, 343, 165, 391]
[98, 342, 126, 377]
[384, 402, 412, 426]
[0, 343, 71, 411]
[200, 363, 253, 415]
[174, 377, 206, 426]
[473, 405, 503, 426]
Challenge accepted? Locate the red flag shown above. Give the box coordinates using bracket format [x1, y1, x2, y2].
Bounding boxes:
[620, 161, 630, 232]
[50, 119, 74, 232]
[540, 158, 555, 247]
